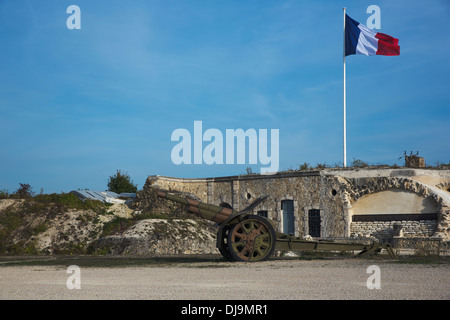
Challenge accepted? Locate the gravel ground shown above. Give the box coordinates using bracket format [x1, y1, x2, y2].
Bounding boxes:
[0, 255, 449, 300]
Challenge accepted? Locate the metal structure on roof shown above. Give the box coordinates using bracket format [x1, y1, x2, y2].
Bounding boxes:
[70, 190, 136, 204]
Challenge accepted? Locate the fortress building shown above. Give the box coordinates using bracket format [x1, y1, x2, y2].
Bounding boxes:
[144, 166, 450, 243]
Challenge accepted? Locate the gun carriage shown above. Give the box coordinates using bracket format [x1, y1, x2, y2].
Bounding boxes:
[157, 189, 396, 262]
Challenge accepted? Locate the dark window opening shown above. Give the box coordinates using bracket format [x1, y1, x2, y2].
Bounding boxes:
[257, 210, 268, 218]
[308, 209, 321, 237]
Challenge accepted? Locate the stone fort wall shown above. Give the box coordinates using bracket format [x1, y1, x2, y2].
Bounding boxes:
[145, 168, 450, 241]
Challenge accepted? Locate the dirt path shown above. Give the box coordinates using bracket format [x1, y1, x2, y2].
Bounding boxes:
[0, 256, 449, 300]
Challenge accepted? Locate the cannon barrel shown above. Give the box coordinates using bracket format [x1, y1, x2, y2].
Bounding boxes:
[157, 190, 235, 224]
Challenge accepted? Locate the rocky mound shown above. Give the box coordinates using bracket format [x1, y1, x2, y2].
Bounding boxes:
[0, 190, 218, 256]
[94, 219, 217, 255]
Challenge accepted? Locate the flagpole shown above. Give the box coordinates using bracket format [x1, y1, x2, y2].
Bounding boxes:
[343, 7, 347, 167]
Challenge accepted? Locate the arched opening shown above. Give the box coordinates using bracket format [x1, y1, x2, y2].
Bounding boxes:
[352, 188, 438, 217]
[350, 188, 438, 239]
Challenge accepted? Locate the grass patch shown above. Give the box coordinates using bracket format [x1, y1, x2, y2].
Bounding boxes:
[31, 193, 112, 214]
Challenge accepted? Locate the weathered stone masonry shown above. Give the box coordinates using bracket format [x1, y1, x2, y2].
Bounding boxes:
[145, 168, 450, 242]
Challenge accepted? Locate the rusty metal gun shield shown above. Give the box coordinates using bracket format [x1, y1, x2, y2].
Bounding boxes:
[227, 215, 276, 262]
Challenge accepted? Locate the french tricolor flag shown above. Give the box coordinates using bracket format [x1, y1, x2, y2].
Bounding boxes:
[345, 14, 400, 56]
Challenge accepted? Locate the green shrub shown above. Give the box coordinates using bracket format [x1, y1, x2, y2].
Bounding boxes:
[107, 170, 138, 194]
[298, 162, 310, 170]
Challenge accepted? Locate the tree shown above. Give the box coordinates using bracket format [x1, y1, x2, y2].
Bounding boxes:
[107, 170, 138, 194]
[14, 183, 34, 199]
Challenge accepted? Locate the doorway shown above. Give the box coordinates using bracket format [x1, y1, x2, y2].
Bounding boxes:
[281, 200, 295, 235]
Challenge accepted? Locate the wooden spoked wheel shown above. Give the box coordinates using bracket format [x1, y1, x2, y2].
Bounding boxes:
[227, 215, 276, 262]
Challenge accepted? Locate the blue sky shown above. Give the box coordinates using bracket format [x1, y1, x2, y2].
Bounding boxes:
[0, 0, 449, 193]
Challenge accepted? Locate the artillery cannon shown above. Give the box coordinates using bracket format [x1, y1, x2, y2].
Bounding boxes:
[156, 189, 396, 262]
